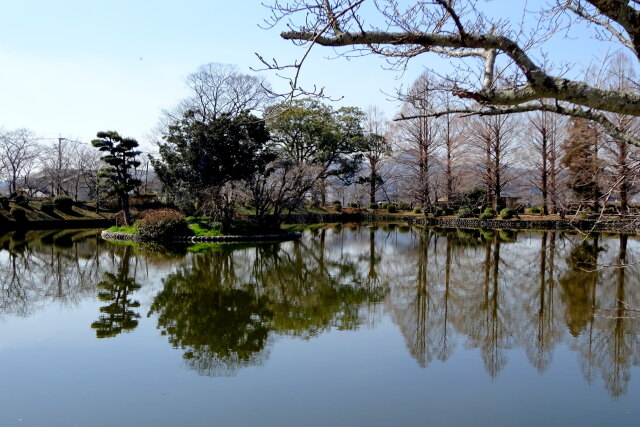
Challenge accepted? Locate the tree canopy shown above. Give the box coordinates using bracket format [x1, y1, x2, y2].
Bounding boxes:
[152, 110, 273, 211]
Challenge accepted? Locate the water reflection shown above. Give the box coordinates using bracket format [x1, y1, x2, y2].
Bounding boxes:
[0, 230, 106, 317]
[148, 231, 387, 376]
[1, 226, 639, 397]
[91, 245, 142, 338]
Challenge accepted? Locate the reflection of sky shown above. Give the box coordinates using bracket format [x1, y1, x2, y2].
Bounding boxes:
[0, 227, 639, 426]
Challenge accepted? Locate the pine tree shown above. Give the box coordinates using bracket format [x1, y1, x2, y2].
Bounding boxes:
[91, 131, 141, 225]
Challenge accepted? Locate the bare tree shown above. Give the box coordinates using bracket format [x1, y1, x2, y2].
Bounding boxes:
[74, 144, 104, 204]
[359, 105, 392, 205]
[164, 63, 271, 124]
[40, 138, 77, 197]
[262, 0, 640, 146]
[600, 53, 640, 212]
[471, 114, 520, 210]
[394, 72, 442, 207]
[433, 90, 466, 204]
[243, 160, 320, 225]
[0, 128, 41, 195]
[528, 111, 566, 214]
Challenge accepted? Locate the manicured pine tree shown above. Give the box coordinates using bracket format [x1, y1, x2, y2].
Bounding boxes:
[91, 131, 141, 226]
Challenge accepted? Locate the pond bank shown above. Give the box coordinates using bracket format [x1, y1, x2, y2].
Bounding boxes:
[259, 213, 640, 234]
[101, 230, 303, 243]
[413, 217, 640, 233]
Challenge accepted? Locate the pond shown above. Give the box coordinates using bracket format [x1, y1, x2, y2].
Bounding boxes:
[0, 225, 639, 426]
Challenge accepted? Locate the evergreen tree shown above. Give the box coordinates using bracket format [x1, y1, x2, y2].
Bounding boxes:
[152, 110, 272, 215]
[561, 118, 601, 210]
[91, 131, 141, 225]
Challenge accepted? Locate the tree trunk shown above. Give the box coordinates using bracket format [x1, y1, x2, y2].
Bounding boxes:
[121, 193, 132, 226]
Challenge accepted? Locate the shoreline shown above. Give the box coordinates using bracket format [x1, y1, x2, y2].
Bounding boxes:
[101, 230, 303, 243]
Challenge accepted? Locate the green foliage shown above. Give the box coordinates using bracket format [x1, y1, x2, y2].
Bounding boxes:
[333, 202, 342, 212]
[266, 98, 365, 185]
[188, 223, 223, 237]
[413, 206, 422, 214]
[369, 203, 379, 209]
[479, 207, 496, 219]
[349, 202, 359, 208]
[529, 206, 542, 214]
[153, 110, 272, 211]
[457, 207, 474, 218]
[135, 209, 192, 241]
[398, 202, 410, 211]
[92, 130, 142, 225]
[499, 208, 516, 219]
[10, 206, 26, 221]
[53, 195, 74, 211]
[107, 225, 137, 234]
[387, 204, 398, 213]
[0, 196, 8, 210]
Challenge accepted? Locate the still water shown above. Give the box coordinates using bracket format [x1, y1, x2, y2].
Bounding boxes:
[0, 225, 639, 426]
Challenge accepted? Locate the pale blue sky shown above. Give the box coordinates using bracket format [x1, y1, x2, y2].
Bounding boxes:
[0, 1, 616, 151]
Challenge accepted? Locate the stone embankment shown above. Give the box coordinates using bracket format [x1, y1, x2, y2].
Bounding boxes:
[414, 217, 640, 233]
[101, 230, 302, 243]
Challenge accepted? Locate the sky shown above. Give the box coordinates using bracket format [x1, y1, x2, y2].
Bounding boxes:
[0, 1, 617, 153]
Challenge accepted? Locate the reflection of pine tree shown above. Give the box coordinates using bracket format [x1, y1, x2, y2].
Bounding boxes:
[91, 246, 141, 338]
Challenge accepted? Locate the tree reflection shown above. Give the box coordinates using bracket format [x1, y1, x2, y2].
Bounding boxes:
[91, 245, 142, 338]
[0, 229, 107, 318]
[559, 235, 602, 336]
[148, 237, 386, 376]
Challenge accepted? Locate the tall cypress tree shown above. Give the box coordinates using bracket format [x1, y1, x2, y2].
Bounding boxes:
[561, 118, 601, 211]
[92, 131, 141, 225]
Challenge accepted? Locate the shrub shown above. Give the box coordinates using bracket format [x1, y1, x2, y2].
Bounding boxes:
[0, 196, 8, 210]
[529, 206, 542, 214]
[13, 195, 28, 207]
[333, 202, 342, 212]
[387, 204, 398, 213]
[457, 207, 474, 218]
[499, 208, 516, 219]
[349, 202, 359, 208]
[332, 200, 341, 205]
[41, 201, 55, 214]
[10, 207, 26, 221]
[479, 207, 496, 219]
[398, 202, 410, 211]
[53, 195, 74, 211]
[369, 203, 379, 209]
[413, 206, 422, 214]
[136, 209, 191, 241]
[382, 203, 391, 210]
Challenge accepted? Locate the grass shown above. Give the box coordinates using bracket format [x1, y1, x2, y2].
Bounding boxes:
[188, 223, 223, 237]
[107, 225, 137, 234]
